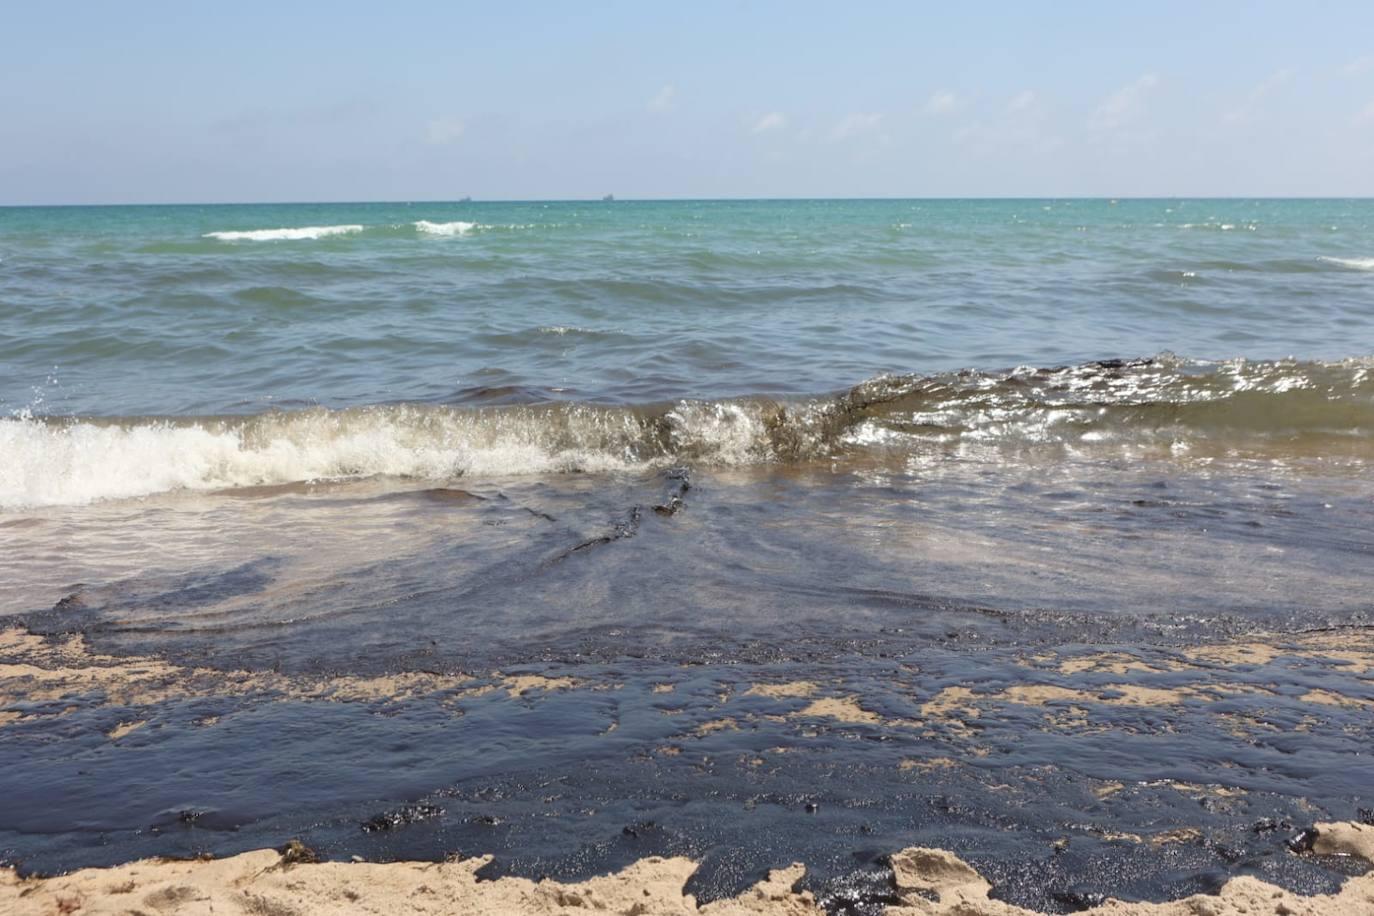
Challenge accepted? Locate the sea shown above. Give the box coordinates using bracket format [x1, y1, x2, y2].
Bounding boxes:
[1, 199, 1373, 909]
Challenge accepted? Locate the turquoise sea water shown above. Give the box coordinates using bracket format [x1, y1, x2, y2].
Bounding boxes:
[2, 198, 1372, 416]
[1, 198, 1372, 508]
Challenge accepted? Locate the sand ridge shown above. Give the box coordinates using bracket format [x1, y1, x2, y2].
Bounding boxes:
[0, 627, 593, 729]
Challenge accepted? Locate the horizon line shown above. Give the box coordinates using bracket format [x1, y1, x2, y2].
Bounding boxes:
[5, 195, 1374, 209]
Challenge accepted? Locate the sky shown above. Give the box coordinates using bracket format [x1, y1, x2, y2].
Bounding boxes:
[2, 1, 1373, 204]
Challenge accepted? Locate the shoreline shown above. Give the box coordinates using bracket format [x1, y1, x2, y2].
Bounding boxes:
[4, 822, 1371, 915]
[3, 621, 1373, 911]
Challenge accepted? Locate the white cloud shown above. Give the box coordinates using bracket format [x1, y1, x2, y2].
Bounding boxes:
[923, 89, 962, 116]
[955, 94, 1061, 157]
[426, 116, 466, 145]
[955, 86, 1059, 154]
[1223, 68, 1295, 124]
[1006, 90, 1037, 114]
[1345, 55, 1374, 77]
[751, 112, 787, 133]
[955, 119, 1064, 156]
[829, 112, 884, 141]
[1355, 99, 1374, 125]
[647, 84, 676, 113]
[1091, 73, 1160, 132]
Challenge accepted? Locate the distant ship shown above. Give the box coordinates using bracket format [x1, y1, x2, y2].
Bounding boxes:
[459, 196, 472, 203]
[602, 194, 615, 201]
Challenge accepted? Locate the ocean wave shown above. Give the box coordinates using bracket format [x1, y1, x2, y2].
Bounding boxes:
[0, 401, 791, 509]
[3, 357, 1372, 508]
[203, 225, 365, 242]
[414, 220, 478, 236]
[1178, 222, 1256, 231]
[1318, 256, 1374, 271]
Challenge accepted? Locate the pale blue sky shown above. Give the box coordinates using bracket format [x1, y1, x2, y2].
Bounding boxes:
[3, 1, 1373, 203]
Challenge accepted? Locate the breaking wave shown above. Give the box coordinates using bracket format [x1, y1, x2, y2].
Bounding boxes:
[200, 222, 490, 242]
[3, 356, 1372, 508]
[414, 220, 478, 236]
[203, 225, 365, 242]
[1318, 256, 1374, 271]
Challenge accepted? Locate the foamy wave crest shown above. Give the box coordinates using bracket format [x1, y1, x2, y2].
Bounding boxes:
[1319, 256, 1374, 271]
[5, 358, 1374, 508]
[203, 225, 364, 242]
[414, 220, 477, 236]
[0, 401, 830, 509]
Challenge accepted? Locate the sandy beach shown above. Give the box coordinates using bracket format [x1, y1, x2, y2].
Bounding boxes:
[4, 822, 1372, 915]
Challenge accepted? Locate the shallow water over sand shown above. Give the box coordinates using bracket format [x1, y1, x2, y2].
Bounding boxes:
[6, 442, 1373, 671]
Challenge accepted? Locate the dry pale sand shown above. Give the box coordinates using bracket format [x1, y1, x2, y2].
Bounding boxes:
[2, 823, 1371, 916]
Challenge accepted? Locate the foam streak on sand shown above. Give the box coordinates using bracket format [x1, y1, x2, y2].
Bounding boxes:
[3, 823, 1372, 915]
[203, 225, 363, 241]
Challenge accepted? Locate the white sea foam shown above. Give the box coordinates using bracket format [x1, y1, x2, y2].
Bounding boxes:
[0, 402, 799, 509]
[0, 410, 644, 508]
[839, 420, 910, 447]
[414, 220, 477, 236]
[1318, 256, 1374, 271]
[7, 359, 1371, 509]
[203, 225, 364, 242]
[1176, 221, 1256, 232]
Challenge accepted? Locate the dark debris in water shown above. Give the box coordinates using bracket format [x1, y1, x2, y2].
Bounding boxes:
[360, 804, 446, 834]
[276, 839, 318, 867]
[813, 855, 904, 916]
[148, 807, 247, 835]
[653, 467, 691, 516]
[566, 506, 643, 555]
[1286, 827, 1319, 854]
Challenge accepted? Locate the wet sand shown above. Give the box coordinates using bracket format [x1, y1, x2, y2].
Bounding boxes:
[3, 620, 1373, 912]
